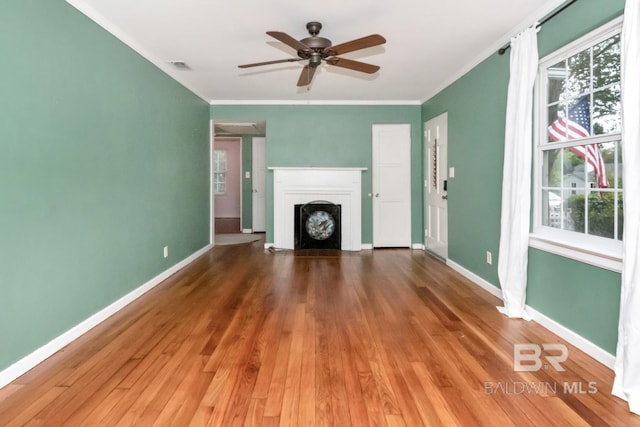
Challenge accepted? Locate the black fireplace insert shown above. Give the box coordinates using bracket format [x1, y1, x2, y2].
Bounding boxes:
[294, 201, 341, 250]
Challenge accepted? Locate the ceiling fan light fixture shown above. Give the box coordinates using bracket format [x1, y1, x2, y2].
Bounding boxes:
[238, 21, 386, 87]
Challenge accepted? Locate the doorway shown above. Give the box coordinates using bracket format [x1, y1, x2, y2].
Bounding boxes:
[214, 137, 242, 233]
[424, 113, 448, 260]
[211, 121, 267, 240]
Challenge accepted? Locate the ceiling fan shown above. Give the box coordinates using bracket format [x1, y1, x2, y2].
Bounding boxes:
[238, 21, 386, 87]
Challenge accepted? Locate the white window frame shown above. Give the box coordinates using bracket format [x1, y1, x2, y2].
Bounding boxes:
[213, 149, 227, 195]
[531, 16, 623, 273]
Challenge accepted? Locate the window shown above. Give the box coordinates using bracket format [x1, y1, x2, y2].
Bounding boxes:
[532, 18, 623, 272]
[213, 150, 227, 194]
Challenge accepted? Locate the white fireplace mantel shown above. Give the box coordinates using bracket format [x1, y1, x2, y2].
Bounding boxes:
[270, 167, 367, 251]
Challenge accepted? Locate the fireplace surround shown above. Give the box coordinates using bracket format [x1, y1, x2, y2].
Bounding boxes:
[271, 167, 366, 251]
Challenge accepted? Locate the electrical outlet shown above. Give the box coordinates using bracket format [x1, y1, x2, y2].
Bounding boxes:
[486, 251, 492, 265]
[164, 246, 169, 258]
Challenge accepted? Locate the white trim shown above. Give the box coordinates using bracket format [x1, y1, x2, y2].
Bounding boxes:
[412, 243, 426, 250]
[237, 138, 244, 232]
[529, 231, 622, 273]
[264, 243, 274, 249]
[527, 306, 616, 369]
[209, 100, 421, 106]
[209, 120, 215, 245]
[420, 0, 565, 103]
[242, 229, 253, 234]
[447, 260, 503, 299]
[64, 0, 209, 103]
[446, 259, 615, 369]
[0, 244, 214, 389]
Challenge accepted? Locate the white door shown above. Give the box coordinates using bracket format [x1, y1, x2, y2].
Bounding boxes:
[372, 124, 411, 247]
[252, 137, 266, 232]
[425, 113, 448, 259]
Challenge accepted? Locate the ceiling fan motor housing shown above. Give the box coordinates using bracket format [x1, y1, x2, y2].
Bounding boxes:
[309, 52, 322, 67]
[300, 21, 332, 50]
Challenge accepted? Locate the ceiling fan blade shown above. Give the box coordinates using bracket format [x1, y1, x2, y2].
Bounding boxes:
[267, 31, 311, 52]
[238, 58, 303, 68]
[326, 57, 380, 74]
[324, 34, 386, 56]
[297, 65, 317, 86]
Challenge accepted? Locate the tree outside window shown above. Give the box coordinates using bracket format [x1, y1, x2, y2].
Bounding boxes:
[539, 29, 623, 241]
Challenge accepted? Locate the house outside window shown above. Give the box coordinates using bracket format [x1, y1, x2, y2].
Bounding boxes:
[213, 150, 227, 194]
[531, 18, 623, 272]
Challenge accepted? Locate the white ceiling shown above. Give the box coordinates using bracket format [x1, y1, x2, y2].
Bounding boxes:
[66, 0, 564, 104]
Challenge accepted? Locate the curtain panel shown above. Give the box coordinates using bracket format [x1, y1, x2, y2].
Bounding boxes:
[497, 26, 538, 319]
[613, 0, 640, 415]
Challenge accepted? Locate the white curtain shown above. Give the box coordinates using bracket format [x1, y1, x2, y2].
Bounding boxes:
[613, 0, 640, 415]
[497, 26, 539, 319]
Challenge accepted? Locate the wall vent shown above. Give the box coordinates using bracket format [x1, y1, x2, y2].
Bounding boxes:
[169, 61, 190, 70]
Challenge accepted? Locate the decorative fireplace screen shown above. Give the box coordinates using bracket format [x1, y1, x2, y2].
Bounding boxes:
[294, 201, 341, 250]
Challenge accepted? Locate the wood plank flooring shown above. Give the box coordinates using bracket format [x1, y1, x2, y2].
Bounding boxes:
[214, 218, 241, 234]
[1, 240, 639, 426]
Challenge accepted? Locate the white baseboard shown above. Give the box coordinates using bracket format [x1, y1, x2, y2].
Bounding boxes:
[264, 243, 274, 249]
[242, 229, 253, 234]
[0, 243, 214, 389]
[446, 259, 615, 370]
[526, 306, 615, 369]
[447, 259, 502, 299]
[412, 243, 426, 250]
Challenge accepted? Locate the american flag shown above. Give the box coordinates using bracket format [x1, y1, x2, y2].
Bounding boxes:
[547, 95, 609, 188]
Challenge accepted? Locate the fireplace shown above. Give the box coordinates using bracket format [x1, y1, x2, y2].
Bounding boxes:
[294, 202, 341, 250]
[270, 167, 366, 251]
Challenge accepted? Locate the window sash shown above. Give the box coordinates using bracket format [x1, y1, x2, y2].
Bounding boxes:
[532, 17, 623, 271]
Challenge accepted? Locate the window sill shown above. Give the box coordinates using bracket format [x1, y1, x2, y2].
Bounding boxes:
[529, 227, 622, 273]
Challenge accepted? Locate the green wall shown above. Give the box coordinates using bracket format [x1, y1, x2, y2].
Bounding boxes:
[0, 1, 210, 371]
[241, 135, 254, 229]
[1, 0, 623, 378]
[210, 105, 423, 244]
[421, 0, 625, 353]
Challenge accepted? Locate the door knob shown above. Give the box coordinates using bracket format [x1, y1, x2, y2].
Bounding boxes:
[375, 193, 380, 198]
[442, 195, 448, 200]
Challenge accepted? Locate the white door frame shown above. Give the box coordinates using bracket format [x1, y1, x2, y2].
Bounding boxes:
[209, 119, 215, 244]
[252, 137, 266, 233]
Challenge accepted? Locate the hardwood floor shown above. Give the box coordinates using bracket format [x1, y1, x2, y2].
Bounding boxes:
[215, 218, 241, 234]
[1, 240, 638, 426]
